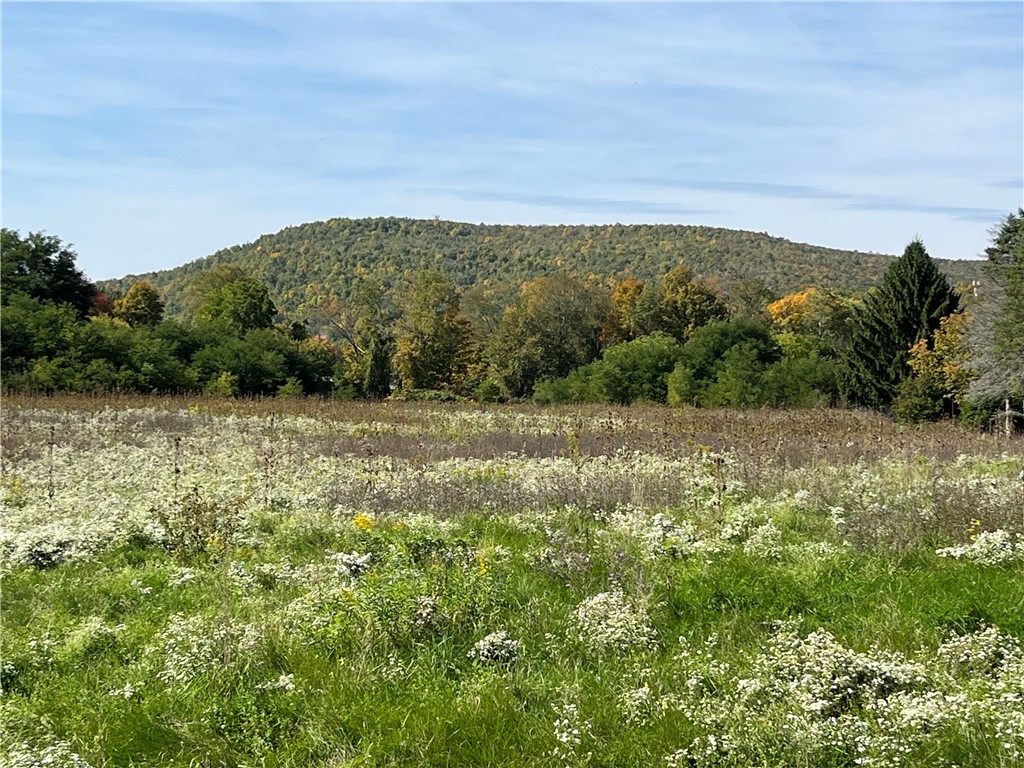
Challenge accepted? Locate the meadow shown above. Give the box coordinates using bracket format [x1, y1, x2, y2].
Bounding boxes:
[1, 395, 1022, 768]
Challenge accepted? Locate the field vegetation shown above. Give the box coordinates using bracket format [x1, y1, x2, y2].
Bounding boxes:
[2, 396, 1022, 767]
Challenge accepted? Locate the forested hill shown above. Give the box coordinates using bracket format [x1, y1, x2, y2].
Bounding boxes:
[103, 217, 985, 318]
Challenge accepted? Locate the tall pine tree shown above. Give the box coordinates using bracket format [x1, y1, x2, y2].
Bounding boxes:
[841, 239, 958, 408]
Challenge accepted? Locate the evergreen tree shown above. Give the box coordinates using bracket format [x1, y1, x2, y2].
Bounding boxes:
[840, 239, 958, 408]
[984, 208, 1023, 266]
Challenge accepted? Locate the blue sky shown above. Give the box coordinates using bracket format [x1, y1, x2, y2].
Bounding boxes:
[2, 2, 1021, 281]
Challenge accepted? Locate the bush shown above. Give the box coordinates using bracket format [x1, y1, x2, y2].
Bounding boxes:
[893, 372, 946, 423]
[668, 319, 780, 407]
[473, 378, 504, 403]
[533, 332, 683, 405]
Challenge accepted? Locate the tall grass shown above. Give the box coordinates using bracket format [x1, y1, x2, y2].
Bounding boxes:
[1, 397, 1021, 767]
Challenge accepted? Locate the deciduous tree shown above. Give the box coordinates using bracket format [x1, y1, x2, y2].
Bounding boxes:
[197, 277, 277, 334]
[392, 270, 474, 392]
[1, 229, 96, 318]
[487, 274, 609, 398]
[894, 312, 974, 422]
[113, 281, 165, 328]
[633, 263, 728, 342]
[967, 209, 1024, 432]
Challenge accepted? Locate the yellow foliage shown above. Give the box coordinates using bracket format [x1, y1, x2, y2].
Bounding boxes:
[905, 313, 975, 404]
[767, 288, 819, 329]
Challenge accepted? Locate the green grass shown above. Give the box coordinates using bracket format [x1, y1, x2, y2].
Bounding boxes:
[1, 400, 1022, 767]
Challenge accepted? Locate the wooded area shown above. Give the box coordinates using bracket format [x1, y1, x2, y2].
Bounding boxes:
[2, 211, 1020, 429]
[99, 217, 985, 320]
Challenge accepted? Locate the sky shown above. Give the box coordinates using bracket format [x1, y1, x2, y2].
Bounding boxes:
[2, 2, 1022, 282]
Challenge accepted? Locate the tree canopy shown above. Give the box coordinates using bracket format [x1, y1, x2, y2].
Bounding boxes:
[197, 276, 278, 334]
[1, 229, 97, 317]
[487, 275, 609, 398]
[3, 215, 1016, 431]
[113, 281, 165, 328]
[97, 217, 984, 322]
[968, 209, 1024, 409]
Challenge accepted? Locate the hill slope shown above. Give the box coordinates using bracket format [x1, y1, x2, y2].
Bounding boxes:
[102, 217, 985, 318]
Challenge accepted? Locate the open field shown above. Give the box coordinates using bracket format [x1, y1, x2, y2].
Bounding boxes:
[1, 396, 1023, 767]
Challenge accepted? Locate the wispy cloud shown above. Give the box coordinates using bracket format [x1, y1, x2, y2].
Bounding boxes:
[422, 187, 722, 218]
[2, 1, 1020, 277]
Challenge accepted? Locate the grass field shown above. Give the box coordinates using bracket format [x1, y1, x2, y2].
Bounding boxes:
[1, 395, 1022, 767]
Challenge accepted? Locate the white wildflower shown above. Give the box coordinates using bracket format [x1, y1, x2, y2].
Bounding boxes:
[468, 630, 523, 666]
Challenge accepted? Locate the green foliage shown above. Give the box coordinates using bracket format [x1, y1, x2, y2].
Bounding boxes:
[593, 332, 685, 403]
[667, 318, 780, 407]
[641, 263, 729, 342]
[535, 332, 684, 405]
[473, 378, 504, 403]
[893, 370, 947, 423]
[364, 335, 394, 400]
[487, 274, 609, 398]
[1, 294, 334, 397]
[1, 229, 97, 318]
[98, 217, 984, 323]
[768, 287, 860, 354]
[992, 259, 1024, 388]
[0, 296, 80, 375]
[277, 377, 305, 398]
[197, 277, 278, 334]
[112, 281, 164, 328]
[206, 370, 241, 397]
[984, 207, 1024, 266]
[184, 264, 252, 317]
[663, 318, 838, 408]
[154, 485, 241, 564]
[0, 222, 998, 414]
[841, 240, 958, 408]
[319, 280, 396, 399]
[762, 350, 840, 407]
[191, 328, 328, 397]
[127, 328, 199, 392]
[895, 314, 975, 423]
[393, 271, 476, 393]
[724, 275, 776, 319]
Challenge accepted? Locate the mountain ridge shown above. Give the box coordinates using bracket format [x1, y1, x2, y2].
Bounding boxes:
[99, 216, 985, 319]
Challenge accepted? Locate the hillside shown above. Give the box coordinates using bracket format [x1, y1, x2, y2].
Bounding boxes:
[101, 217, 985, 319]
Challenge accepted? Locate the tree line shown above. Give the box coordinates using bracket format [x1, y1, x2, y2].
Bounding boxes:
[2, 211, 1021, 430]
